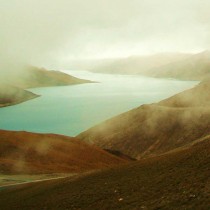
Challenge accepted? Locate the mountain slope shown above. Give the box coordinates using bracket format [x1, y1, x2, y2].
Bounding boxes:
[0, 66, 91, 107]
[9, 66, 91, 89]
[0, 130, 126, 174]
[0, 84, 39, 107]
[78, 79, 210, 159]
[89, 53, 190, 75]
[88, 51, 210, 80]
[0, 135, 209, 210]
[159, 78, 210, 107]
[1, 66, 91, 89]
[146, 51, 210, 80]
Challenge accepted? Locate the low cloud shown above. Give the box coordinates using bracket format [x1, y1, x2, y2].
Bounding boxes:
[0, 0, 210, 71]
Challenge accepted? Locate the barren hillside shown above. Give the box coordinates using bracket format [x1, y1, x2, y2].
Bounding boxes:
[0, 130, 126, 174]
[78, 79, 210, 159]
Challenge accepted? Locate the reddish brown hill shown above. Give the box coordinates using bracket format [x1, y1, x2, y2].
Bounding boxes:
[0, 135, 209, 210]
[78, 80, 210, 159]
[0, 130, 126, 174]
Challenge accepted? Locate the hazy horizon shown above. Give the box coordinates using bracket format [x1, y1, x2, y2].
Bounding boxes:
[1, 0, 210, 70]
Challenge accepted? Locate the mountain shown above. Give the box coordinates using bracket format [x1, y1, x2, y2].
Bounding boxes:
[88, 53, 191, 74]
[87, 51, 210, 80]
[78, 79, 210, 159]
[0, 84, 39, 107]
[146, 51, 210, 80]
[3, 66, 91, 89]
[0, 135, 209, 209]
[159, 78, 210, 107]
[0, 130, 126, 174]
[0, 66, 91, 107]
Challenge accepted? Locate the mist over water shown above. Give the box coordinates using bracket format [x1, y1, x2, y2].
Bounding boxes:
[0, 71, 198, 136]
[0, 0, 210, 75]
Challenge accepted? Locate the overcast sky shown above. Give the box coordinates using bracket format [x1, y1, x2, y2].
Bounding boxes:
[0, 0, 210, 68]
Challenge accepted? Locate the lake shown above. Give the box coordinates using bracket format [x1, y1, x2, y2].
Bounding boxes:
[0, 70, 198, 136]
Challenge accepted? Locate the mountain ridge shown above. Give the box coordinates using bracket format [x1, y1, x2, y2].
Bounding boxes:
[86, 51, 210, 80]
[0, 66, 91, 107]
[78, 79, 210, 159]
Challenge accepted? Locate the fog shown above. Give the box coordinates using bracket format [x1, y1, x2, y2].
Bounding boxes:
[0, 0, 210, 72]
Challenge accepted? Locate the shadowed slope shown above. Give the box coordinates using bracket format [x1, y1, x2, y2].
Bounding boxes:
[0, 135, 209, 210]
[78, 79, 210, 159]
[0, 130, 126, 174]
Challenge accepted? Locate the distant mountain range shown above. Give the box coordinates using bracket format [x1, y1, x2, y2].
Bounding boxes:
[78, 78, 210, 159]
[90, 53, 191, 74]
[86, 51, 210, 80]
[0, 66, 91, 107]
[146, 51, 210, 80]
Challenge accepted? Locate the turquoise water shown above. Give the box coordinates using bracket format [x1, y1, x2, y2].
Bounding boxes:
[0, 71, 198, 136]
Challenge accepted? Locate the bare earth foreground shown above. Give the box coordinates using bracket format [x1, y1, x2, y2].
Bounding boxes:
[0, 130, 126, 175]
[0, 135, 209, 210]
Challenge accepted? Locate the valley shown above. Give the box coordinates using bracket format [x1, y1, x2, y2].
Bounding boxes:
[0, 71, 197, 136]
[0, 75, 209, 210]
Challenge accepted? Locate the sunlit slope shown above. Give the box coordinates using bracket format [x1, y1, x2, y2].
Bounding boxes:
[0, 130, 126, 174]
[0, 135, 209, 210]
[0, 84, 39, 107]
[78, 79, 210, 159]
